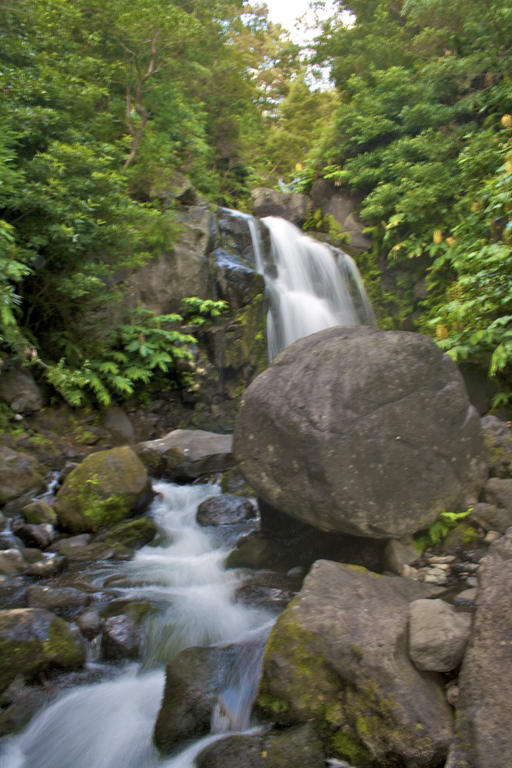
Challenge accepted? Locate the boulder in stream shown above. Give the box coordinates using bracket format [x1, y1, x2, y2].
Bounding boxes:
[0, 446, 46, 507]
[0, 608, 86, 694]
[136, 429, 234, 481]
[54, 446, 152, 533]
[234, 327, 487, 539]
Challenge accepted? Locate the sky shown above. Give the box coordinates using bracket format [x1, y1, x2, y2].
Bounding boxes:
[262, 0, 339, 45]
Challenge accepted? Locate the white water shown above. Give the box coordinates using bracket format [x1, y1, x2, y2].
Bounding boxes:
[262, 217, 375, 359]
[0, 482, 274, 768]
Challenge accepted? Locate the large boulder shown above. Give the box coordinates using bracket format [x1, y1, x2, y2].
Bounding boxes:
[0, 608, 86, 693]
[54, 446, 152, 533]
[136, 429, 234, 481]
[234, 327, 487, 539]
[446, 529, 512, 768]
[0, 446, 47, 507]
[256, 560, 453, 768]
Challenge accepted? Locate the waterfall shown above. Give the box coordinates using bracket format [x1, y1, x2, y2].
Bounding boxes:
[0, 483, 273, 768]
[224, 210, 374, 360]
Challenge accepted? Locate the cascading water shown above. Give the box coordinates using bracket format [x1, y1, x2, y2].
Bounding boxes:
[0, 482, 274, 768]
[225, 210, 374, 360]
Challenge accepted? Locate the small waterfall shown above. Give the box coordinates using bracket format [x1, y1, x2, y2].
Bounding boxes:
[262, 216, 375, 359]
[223, 210, 374, 360]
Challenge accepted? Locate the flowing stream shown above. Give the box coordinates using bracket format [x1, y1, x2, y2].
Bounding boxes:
[0, 482, 274, 768]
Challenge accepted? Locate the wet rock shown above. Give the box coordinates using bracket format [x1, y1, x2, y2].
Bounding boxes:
[22, 500, 57, 526]
[197, 495, 257, 526]
[0, 446, 46, 506]
[0, 366, 42, 415]
[234, 327, 487, 539]
[27, 585, 91, 616]
[220, 468, 255, 497]
[154, 645, 236, 753]
[0, 608, 86, 694]
[408, 599, 471, 672]
[212, 248, 265, 310]
[0, 548, 26, 575]
[54, 446, 153, 533]
[0, 575, 28, 608]
[94, 516, 158, 549]
[27, 554, 66, 579]
[196, 734, 265, 768]
[11, 520, 55, 550]
[136, 429, 234, 481]
[256, 560, 453, 768]
[100, 603, 151, 661]
[76, 609, 103, 640]
[446, 529, 512, 768]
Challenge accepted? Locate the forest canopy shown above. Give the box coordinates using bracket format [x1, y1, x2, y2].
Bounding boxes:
[1, 0, 511, 407]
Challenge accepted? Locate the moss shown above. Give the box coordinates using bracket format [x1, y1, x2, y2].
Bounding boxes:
[257, 693, 290, 715]
[42, 619, 83, 667]
[332, 729, 372, 765]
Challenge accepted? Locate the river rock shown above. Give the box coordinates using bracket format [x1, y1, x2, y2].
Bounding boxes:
[408, 599, 471, 672]
[10, 520, 55, 550]
[136, 429, 234, 481]
[27, 585, 91, 616]
[22, 500, 57, 526]
[154, 645, 236, 753]
[0, 446, 46, 507]
[483, 477, 512, 522]
[101, 612, 143, 661]
[54, 446, 153, 533]
[446, 529, 512, 768]
[196, 494, 257, 526]
[0, 366, 43, 414]
[256, 559, 453, 767]
[0, 608, 86, 693]
[94, 516, 158, 549]
[0, 548, 26, 575]
[234, 327, 487, 539]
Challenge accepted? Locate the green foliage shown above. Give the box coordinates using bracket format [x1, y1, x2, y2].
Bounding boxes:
[42, 308, 196, 407]
[180, 298, 228, 327]
[414, 507, 474, 552]
[303, 208, 351, 245]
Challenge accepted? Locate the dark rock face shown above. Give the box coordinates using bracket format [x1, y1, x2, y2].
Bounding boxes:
[234, 327, 487, 539]
[251, 188, 309, 226]
[136, 429, 234, 481]
[446, 529, 512, 768]
[0, 367, 43, 415]
[310, 179, 372, 254]
[256, 559, 453, 768]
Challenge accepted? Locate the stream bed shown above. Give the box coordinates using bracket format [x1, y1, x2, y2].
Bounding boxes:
[0, 481, 275, 768]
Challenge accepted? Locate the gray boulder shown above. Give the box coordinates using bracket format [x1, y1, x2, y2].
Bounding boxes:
[136, 429, 234, 481]
[26, 585, 91, 616]
[256, 559, 453, 768]
[446, 529, 512, 768]
[408, 599, 471, 672]
[0, 367, 42, 414]
[480, 414, 512, 477]
[196, 494, 257, 526]
[234, 327, 487, 539]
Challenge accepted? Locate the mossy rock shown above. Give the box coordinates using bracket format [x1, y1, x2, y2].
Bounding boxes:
[0, 608, 86, 693]
[95, 516, 158, 549]
[22, 500, 57, 526]
[54, 446, 152, 534]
